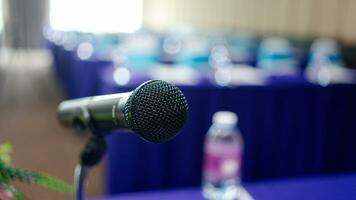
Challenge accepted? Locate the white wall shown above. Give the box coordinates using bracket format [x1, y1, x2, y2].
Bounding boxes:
[143, 0, 356, 44]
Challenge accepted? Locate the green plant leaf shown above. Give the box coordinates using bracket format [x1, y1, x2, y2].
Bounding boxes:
[0, 143, 12, 164]
[1, 165, 73, 194]
[0, 143, 73, 199]
[30, 172, 74, 194]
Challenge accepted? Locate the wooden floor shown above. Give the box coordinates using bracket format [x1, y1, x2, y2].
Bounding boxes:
[0, 71, 104, 199]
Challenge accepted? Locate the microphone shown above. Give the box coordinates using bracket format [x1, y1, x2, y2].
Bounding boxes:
[58, 80, 188, 143]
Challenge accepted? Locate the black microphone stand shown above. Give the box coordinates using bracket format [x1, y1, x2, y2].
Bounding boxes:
[74, 134, 107, 200]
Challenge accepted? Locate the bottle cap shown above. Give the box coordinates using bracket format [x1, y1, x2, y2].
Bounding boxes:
[213, 111, 238, 125]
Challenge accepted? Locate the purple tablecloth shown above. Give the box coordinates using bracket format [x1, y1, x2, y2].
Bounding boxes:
[93, 174, 356, 200]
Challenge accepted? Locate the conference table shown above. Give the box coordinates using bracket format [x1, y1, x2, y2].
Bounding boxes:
[103, 82, 356, 194]
[48, 42, 356, 194]
[93, 174, 356, 200]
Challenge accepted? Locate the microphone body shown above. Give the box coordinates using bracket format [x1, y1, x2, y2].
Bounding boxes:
[58, 92, 131, 132]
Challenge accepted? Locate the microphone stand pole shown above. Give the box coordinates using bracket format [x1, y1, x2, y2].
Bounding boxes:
[74, 164, 89, 200]
[74, 135, 107, 200]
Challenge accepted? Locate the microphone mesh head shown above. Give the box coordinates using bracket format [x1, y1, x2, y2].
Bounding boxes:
[124, 80, 188, 143]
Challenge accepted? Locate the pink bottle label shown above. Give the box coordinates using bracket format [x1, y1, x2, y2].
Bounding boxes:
[203, 140, 243, 182]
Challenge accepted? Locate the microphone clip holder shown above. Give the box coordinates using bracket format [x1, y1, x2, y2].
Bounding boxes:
[74, 131, 107, 200]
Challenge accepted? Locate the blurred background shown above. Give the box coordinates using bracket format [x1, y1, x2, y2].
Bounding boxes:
[1, 0, 356, 199]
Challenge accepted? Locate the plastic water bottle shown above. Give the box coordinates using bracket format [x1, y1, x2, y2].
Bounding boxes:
[202, 111, 244, 200]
